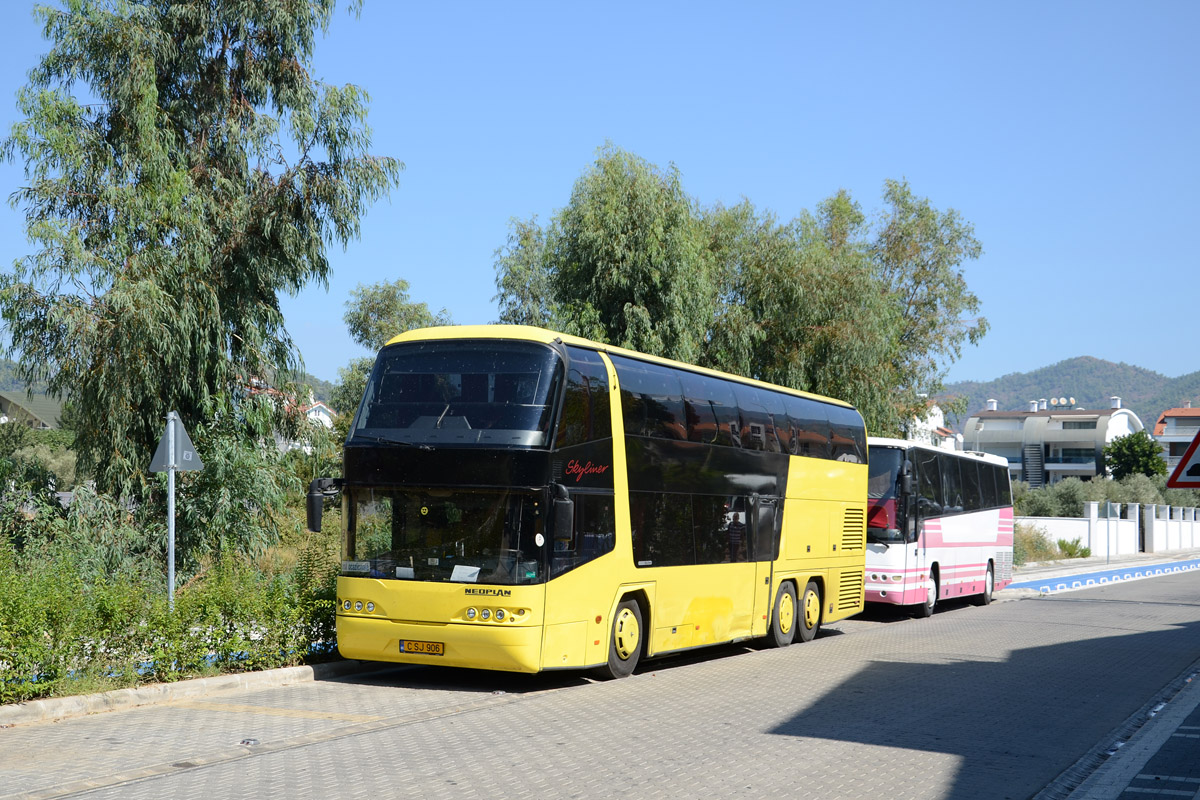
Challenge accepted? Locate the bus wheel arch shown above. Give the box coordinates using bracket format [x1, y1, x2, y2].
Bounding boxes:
[768, 581, 799, 648]
[597, 592, 648, 679]
[797, 579, 823, 643]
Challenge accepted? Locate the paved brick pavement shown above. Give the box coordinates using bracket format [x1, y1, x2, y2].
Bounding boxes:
[5, 553, 1200, 800]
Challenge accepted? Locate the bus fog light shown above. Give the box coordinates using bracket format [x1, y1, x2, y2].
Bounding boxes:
[354, 601, 363, 611]
[366, 602, 375, 612]
[480, 609, 491, 620]
[342, 600, 351, 611]
[466, 608, 477, 620]
[495, 609, 506, 621]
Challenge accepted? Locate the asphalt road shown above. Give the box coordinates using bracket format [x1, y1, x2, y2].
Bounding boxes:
[5, 573, 1200, 800]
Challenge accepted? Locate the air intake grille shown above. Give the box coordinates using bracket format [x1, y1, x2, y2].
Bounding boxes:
[841, 508, 865, 551]
[838, 570, 864, 611]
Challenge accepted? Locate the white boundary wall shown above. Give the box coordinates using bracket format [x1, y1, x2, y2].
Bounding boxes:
[1146, 505, 1200, 552]
[1016, 502, 1142, 558]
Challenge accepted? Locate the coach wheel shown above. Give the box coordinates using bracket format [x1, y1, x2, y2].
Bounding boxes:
[918, 573, 938, 618]
[599, 599, 643, 679]
[972, 564, 995, 607]
[769, 582, 798, 648]
[797, 580, 822, 643]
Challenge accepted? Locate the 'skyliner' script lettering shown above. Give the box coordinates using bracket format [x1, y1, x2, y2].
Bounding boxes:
[565, 459, 610, 483]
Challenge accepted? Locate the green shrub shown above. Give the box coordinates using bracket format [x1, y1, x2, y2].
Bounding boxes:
[1056, 538, 1092, 559]
[1014, 522, 1059, 566]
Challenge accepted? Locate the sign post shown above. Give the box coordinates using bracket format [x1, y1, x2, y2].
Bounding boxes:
[150, 411, 204, 610]
[1166, 429, 1200, 490]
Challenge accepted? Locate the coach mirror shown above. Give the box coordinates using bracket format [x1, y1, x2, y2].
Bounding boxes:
[900, 460, 915, 496]
[306, 477, 341, 533]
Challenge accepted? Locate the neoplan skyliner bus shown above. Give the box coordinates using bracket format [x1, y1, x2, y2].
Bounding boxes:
[865, 437, 1014, 615]
[307, 325, 868, 678]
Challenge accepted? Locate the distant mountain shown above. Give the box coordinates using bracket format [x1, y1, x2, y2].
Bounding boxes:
[942, 356, 1200, 432]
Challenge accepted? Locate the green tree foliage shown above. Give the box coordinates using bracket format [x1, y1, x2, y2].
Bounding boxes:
[496, 144, 717, 363]
[872, 179, 986, 421]
[701, 196, 901, 433]
[0, 0, 401, 496]
[494, 146, 986, 435]
[332, 278, 451, 416]
[1104, 430, 1168, 480]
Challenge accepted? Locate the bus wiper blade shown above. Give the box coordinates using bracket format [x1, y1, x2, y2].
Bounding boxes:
[350, 434, 434, 451]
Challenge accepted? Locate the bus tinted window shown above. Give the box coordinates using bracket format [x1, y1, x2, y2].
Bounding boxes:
[915, 448, 942, 515]
[733, 384, 771, 451]
[630, 492, 694, 567]
[786, 396, 831, 459]
[997, 468, 1013, 506]
[612, 356, 686, 440]
[828, 404, 867, 464]
[960, 459, 982, 512]
[556, 347, 612, 448]
[980, 462, 999, 509]
[681, 371, 739, 447]
[761, 389, 789, 454]
[940, 453, 963, 514]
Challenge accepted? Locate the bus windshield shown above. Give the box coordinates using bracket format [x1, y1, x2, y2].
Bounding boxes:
[345, 487, 547, 585]
[868, 447, 904, 501]
[351, 340, 563, 447]
[867, 446, 906, 544]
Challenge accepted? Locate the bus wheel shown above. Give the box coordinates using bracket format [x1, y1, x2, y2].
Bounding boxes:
[918, 574, 938, 618]
[599, 599, 643, 679]
[972, 564, 994, 606]
[769, 582, 798, 648]
[797, 581, 822, 643]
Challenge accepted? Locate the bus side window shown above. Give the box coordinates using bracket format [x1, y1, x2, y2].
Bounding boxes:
[940, 453, 963, 514]
[733, 384, 770, 451]
[611, 356, 686, 440]
[550, 493, 615, 578]
[828, 404, 867, 464]
[786, 396, 831, 459]
[762, 389, 790, 454]
[960, 459, 982, 512]
[685, 373, 739, 448]
[916, 450, 943, 516]
[980, 462, 1000, 509]
[997, 467, 1014, 507]
[557, 347, 612, 448]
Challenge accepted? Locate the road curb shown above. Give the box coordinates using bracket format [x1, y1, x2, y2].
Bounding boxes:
[0, 660, 374, 727]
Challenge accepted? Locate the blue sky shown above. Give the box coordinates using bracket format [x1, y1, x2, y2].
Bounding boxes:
[0, 1, 1196, 389]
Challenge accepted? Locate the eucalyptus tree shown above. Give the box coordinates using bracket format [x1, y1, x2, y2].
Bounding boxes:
[0, 0, 401, 496]
[332, 278, 451, 418]
[495, 144, 717, 363]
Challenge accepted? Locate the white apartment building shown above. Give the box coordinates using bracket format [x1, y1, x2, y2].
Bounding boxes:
[962, 397, 1144, 488]
[1153, 403, 1200, 472]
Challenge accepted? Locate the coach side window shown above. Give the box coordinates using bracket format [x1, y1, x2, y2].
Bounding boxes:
[786, 396, 831, 459]
[556, 347, 612, 448]
[915, 449, 942, 516]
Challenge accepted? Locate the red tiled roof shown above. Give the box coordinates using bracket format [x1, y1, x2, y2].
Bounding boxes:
[1153, 407, 1200, 435]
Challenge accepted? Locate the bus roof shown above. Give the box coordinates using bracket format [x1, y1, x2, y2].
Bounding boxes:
[868, 436, 1009, 468]
[384, 324, 856, 410]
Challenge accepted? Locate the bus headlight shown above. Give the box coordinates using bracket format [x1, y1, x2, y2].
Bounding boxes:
[366, 602, 375, 612]
[343, 600, 351, 611]
[495, 609, 506, 621]
[354, 601, 363, 611]
[466, 608, 477, 620]
[480, 609, 491, 620]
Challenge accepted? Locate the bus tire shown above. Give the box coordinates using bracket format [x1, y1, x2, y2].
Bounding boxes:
[768, 582, 798, 648]
[972, 563, 994, 606]
[797, 580, 822, 643]
[598, 599, 643, 679]
[918, 571, 938, 618]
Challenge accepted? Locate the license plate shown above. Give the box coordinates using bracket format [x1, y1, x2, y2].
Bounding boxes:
[399, 639, 444, 656]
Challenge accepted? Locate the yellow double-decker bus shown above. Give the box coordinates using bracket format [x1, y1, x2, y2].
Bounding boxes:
[307, 325, 867, 678]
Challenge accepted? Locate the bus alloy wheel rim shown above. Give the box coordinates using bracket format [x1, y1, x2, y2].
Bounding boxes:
[615, 607, 640, 660]
[803, 590, 820, 628]
[780, 592, 795, 634]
